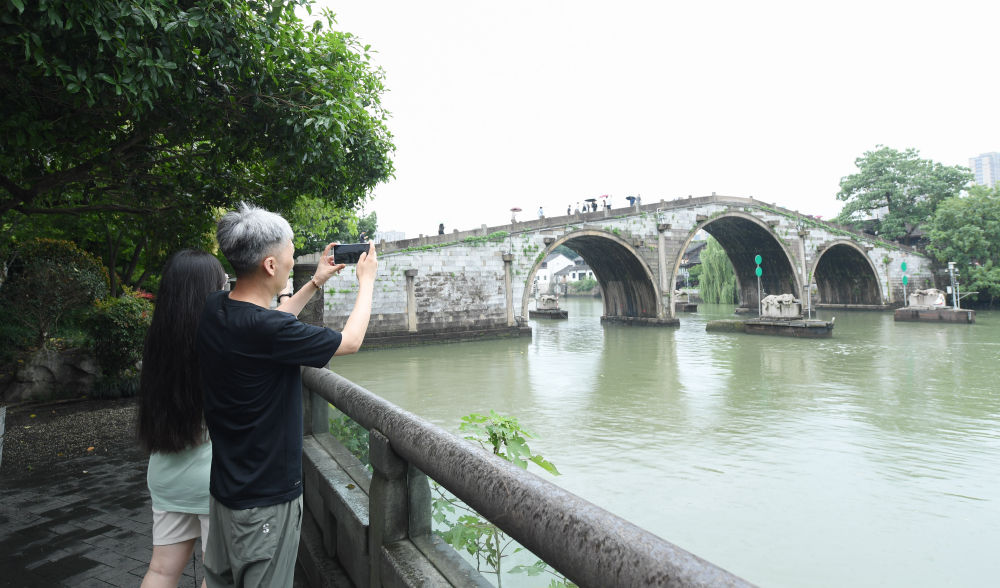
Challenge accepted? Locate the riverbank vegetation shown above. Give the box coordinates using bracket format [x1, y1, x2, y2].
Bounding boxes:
[327, 408, 574, 586]
[926, 184, 1000, 305]
[1, 0, 393, 292]
[835, 146, 972, 246]
[834, 146, 999, 306]
[569, 277, 598, 294]
[1, 0, 395, 396]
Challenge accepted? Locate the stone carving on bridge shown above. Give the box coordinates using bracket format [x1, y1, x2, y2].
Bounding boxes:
[895, 287, 975, 323]
[907, 288, 946, 308]
[529, 294, 568, 319]
[761, 293, 802, 319]
[673, 290, 698, 312]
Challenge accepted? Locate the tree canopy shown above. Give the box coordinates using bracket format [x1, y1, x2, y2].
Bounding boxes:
[287, 195, 377, 257]
[835, 146, 971, 245]
[1, 0, 394, 291]
[927, 185, 1000, 304]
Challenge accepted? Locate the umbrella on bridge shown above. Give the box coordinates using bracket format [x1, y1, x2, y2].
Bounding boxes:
[584, 198, 598, 212]
[510, 207, 522, 223]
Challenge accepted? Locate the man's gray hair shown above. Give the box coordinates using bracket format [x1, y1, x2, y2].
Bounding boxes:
[216, 203, 294, 276]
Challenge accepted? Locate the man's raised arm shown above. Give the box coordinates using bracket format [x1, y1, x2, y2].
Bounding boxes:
[335, 243, 377, 356]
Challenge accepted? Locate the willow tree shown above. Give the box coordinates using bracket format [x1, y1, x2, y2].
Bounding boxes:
[1, 0, 394, 292]
[698, 237, 737, 304]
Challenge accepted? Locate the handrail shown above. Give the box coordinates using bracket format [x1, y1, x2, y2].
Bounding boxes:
[303, 366, 753, 588]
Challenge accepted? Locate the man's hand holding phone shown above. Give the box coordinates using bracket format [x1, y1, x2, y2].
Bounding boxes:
[354, 242, 377, 285]
[312, 243, 346, 286]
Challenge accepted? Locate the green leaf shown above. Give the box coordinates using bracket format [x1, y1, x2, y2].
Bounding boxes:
[510, 560, 548, 576]
[530, 454, 561, 476]
[11, 0, 24, 13]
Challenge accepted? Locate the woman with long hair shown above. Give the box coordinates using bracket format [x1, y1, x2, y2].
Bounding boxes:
[138, 249, 226, 587]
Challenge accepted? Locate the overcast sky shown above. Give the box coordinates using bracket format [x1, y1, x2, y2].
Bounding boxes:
[312, 0, 1000, 238]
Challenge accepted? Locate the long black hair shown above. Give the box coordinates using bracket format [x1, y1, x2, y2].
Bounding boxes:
[137, 249, 226, 453]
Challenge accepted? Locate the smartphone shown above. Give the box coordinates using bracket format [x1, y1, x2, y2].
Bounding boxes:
[333, 243, 370, 264]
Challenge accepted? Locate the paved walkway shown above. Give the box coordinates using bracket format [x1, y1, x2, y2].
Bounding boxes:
[0, 450, 204, 587]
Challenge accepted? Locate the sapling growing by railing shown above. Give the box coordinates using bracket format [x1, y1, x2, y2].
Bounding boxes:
[432, 411, 575, 588]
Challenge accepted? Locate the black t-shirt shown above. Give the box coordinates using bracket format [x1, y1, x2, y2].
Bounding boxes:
[196, 291, 342, 509]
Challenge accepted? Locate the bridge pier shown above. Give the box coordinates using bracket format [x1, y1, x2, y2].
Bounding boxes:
[502, 253, 514, 326]
[601, 315, 680, 326]
[657, 223, 676, 320]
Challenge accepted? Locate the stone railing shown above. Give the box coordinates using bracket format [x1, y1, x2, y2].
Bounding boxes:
[298, 367, 753, 587]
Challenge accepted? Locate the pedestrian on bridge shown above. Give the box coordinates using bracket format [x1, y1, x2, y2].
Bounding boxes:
[197, 203, 378, 588]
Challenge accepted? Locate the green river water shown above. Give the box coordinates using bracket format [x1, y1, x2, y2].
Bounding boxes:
[331, 297, 999, 587]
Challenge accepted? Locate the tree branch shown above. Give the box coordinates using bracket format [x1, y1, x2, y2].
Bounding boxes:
[123, 234, 148, 285]
[18, 203, 183, 216]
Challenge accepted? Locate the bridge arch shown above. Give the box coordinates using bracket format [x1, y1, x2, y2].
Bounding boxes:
[810, 240, 884, 305]
[674, 211, 801, 310]
[521, 230, 662, 321]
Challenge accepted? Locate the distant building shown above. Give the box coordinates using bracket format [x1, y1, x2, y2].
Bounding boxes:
[676, 240, 708, 289]
[553, 258, 595, 294]
[533, 252, 576, 294]
[969, 152, 1000, 188]
[679, 240, 707, 269]
[374, 230, 405, 243]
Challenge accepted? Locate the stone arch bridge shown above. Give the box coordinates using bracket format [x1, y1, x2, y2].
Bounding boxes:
[308, 195, 935, 343]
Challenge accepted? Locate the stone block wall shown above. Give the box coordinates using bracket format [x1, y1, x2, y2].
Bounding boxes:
[2, 348, 100, 403]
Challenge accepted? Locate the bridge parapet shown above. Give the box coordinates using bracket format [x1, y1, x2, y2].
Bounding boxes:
[298, 366, 755, 587]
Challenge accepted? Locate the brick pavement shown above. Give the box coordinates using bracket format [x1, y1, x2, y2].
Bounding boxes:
[0, 449, 204, 588]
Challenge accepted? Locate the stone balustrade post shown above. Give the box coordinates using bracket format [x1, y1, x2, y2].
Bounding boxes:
[293, 262, 323, 327]
[295, 261, 329, 437]
[404, 269, 418, 332]
[407, 467, 432, 537]
[369, 429, 409, 587]
[502, 253, 514, 326]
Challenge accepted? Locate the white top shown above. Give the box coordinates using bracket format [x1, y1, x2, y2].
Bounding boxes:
[146, 441, 211, 514]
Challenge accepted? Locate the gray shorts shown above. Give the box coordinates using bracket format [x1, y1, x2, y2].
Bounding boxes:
[204, 495, 303, 588]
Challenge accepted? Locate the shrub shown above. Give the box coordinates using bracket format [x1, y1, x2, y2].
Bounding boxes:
[90, 374, 141, 399]
[87, 289, 153, 379]
[329, 408, 370, 468]
[0, 239, 108, 347]
[569, 277, 598, 292]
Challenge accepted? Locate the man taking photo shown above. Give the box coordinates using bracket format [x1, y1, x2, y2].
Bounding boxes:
[196, 203, 377, 587]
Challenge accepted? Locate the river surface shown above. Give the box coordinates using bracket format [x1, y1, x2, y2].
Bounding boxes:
[331, 297, 1000, 587]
